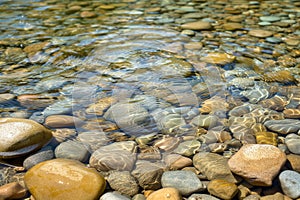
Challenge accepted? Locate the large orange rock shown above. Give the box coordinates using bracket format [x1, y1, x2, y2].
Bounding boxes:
[24, 158, 106, 200]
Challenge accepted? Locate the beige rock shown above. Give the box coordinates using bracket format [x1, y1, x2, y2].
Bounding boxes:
[0, 182, 27, 200]
[164, 154, 192, 170]
[200, 52, 235, 65]
[287, 154, 300, 173]
[207, 179, 238, 200]
[0, 118, 52, 158]
[80, 11, 97, 18]
[147, 187, 182, 200]
[181, 21, 212, 30]
[44, 115, 84, 128]
[248, 29, 273, 38]
[0, 93, 15, 103]
[24, 158, 106, 200]
[228, 144, 286, 186]
[23, 42, 51, 54]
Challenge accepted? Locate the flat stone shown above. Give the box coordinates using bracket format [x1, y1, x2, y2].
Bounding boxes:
[173, 140, 201, 157]
[132, 160, 165, 190]
[207, 179, 238, 199]
[147, 188, 182, 200]
[24, 158, 106, 200]
[164, 154, 193, 170]
[200, 53, 235, 65]
[285, 134, 300, 154]
[54, 140, 91, 162]
[264, 119, 300, 134]
[259, 16, 281, 22]
[223, 23, 243, 31]
[228, 144, 286, 186]
[161, 170, 205, 196]
[181, 21, 212, 30]
[193, 152, 237, 183]
[44, 115, 84, 128]
[100, 192, 131, 200]
[0, 118, 52, 158]
[107, 171, 139, 197]
[248, 29, 273, 38]
[0, 93, 15, 103]
[279, 170, 300, 199]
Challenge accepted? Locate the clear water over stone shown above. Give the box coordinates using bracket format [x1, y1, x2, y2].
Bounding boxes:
[0, 0, 300, 199]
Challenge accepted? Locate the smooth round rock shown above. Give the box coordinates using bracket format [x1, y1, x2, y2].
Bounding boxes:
[0, 118, 52, 158]
[146, 188, 182, 200]
[279, 170, 300, 199]
[248, 29, 273, 38]
[54, 140, 91, 162]
[161, 170, 205, 196]
[228, 144, 286, 186]
[107, 171, 139, 197]
[24, 158, 106, 200]
[223, 23, 243, 31]
[287, 154, 300, 173]
[207, 179, 238, 199]
[259, 16, 281, 22]
[100, 192, 131, 200]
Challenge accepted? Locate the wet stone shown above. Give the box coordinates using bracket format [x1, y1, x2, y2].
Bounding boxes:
[44, 115, 84, 128]
[283, 109, 300, 119]
[161, 170, 205, 196]
[188, 194, 220, 200]
[89, 142, 137, 172]
[146, 187, 181, 200]
[99, 191, 131, 200]
[285, 134, 300, 154]
[24, 158, 106, 200]
[0, 118, 52, 159]
[255, 131, 278, 146]
[248, 29, 273, 38]
[181, 21, 212, 30]
[54, 140, 91, 163]
[173, 140, 201, 157]
[207, 179, 238, 200]
[193, 152, 237, 183]
[164, 153, 193, 170]
[153, 136, 181, 152]
[132, 160, 165, 190]
[259, 16, 281, 22]
[0, 182, 26, 200]
[77, 131, 110, 152]
[223, 23, 243, 31]
[264, 119, 300, 134]
[190, 115, 219, 129]
[107, 171, 139, 197]
[228, 144, 286, 186]
[200, 53, 235, 65]
[279, 170, 300, 199]
[23, 146, 54, 170]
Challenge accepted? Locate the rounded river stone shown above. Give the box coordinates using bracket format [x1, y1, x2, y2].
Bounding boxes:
[24, 158, 106, 200]
[0, 118, 52, 158]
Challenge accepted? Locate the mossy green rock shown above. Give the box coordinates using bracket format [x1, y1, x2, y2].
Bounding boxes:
[24, 158, 106, 200]
[0, 118, 52, 158]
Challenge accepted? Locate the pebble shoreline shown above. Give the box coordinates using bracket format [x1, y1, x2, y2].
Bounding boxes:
[0, 0, 300, 199]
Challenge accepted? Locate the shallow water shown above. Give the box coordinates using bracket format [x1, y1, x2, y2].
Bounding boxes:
[0, 0, 300, 198]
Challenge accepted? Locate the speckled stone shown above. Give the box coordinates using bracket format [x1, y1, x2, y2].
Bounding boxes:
[279, 170, 300, 199]
[193, 152, 237, 183]
[107, 171, 139, 197]
[24, 158, 106, 200]
[207, 179, 238, 200]
[161, 170, 205, 196]
[228, 144, 286, 186]
[146, 188, 182, 200]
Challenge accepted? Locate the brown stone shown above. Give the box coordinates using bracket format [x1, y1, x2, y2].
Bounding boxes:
[23, 42, 51, 54]
[0, 182, 27, 200]
[223, 23, 243, 31]
[44, 115, 84, 128]
[207, 179, 238, 200]
[181, 21, 212, 30]
[287, 154, 300, 173]
[200, 52, 235, 65]
[80, 11, 97, 18]
[164, 154, 193, 170]
[146, 187, 182, 200]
